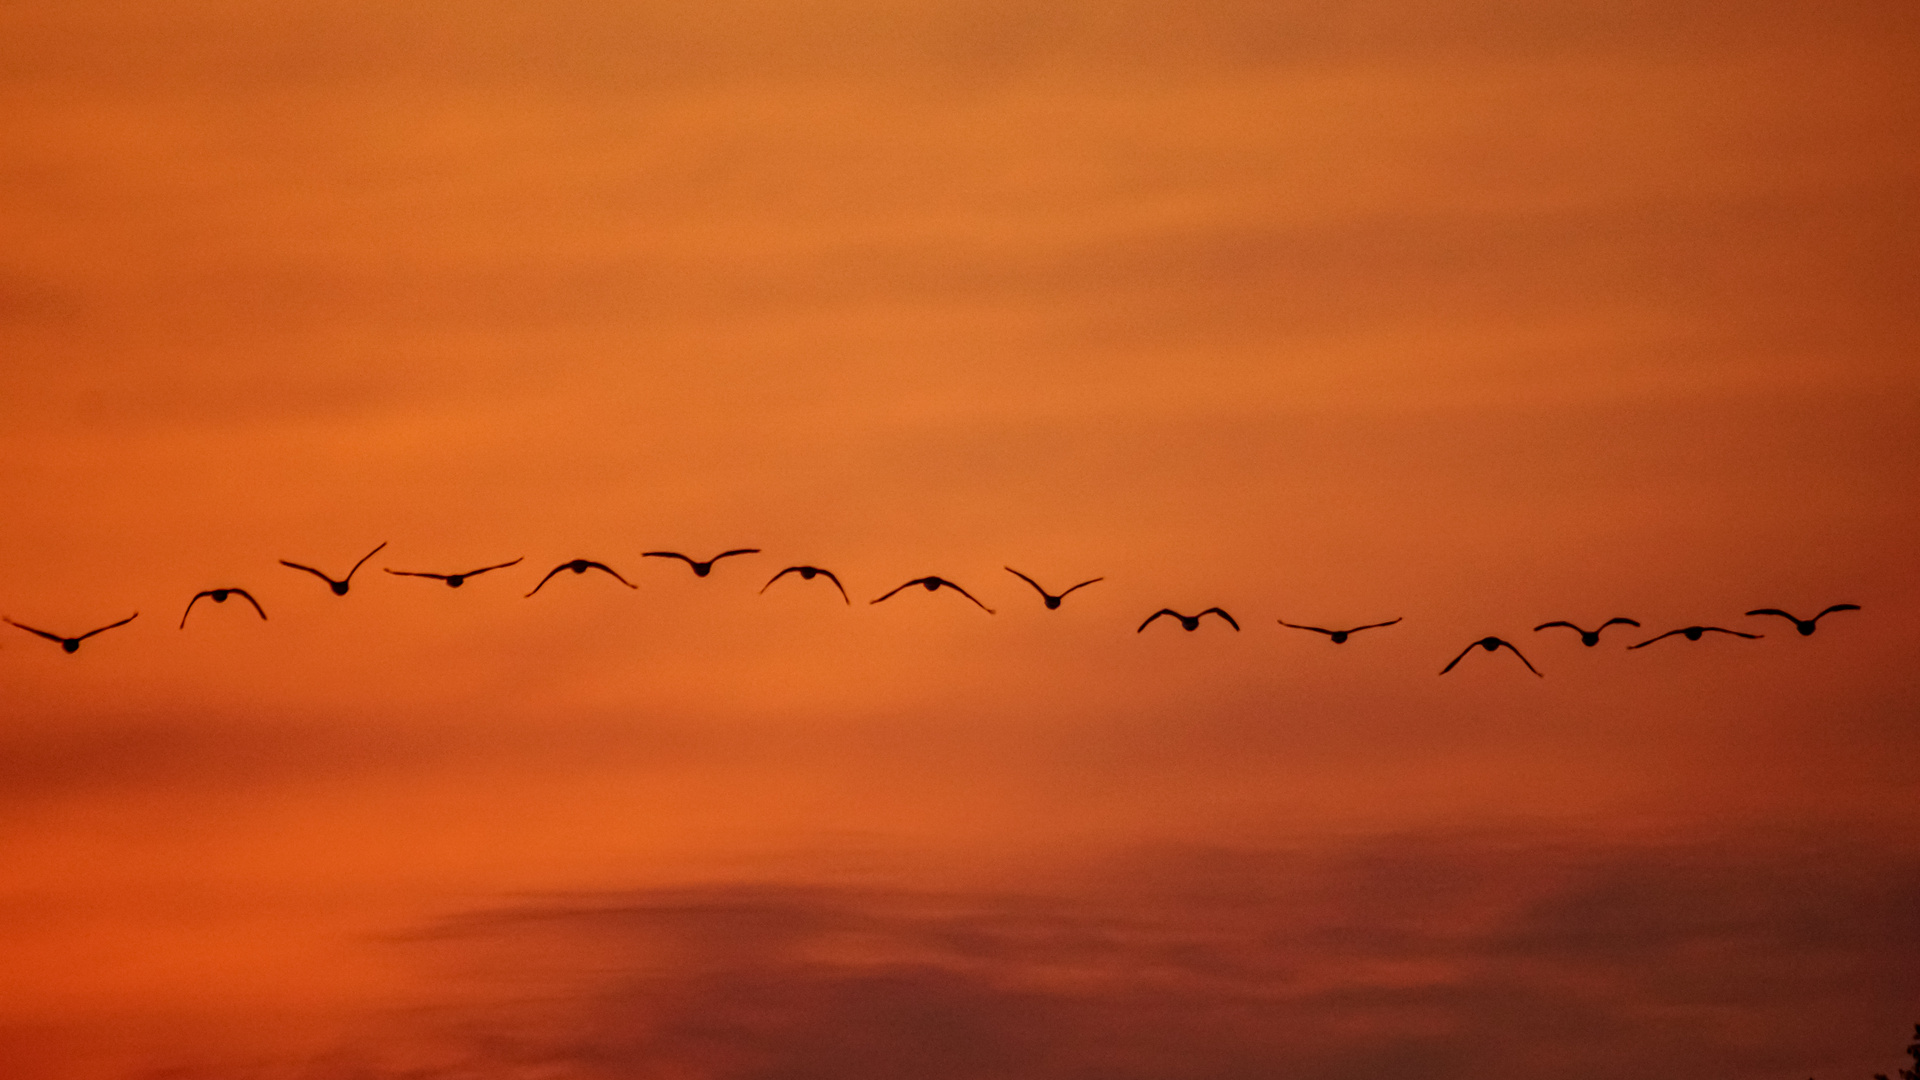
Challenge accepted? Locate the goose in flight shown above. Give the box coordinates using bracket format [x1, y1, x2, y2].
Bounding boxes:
[1745, 604, 1860, 636]
[1138, 608, 1240, 633]
[1533, 617, 1640, 647]
[1004, 568, 1103, 610]
[1439, 636, 1542, 677]
[761, 566, 850, 604]
[1277, 617, 1401, 644]
[870, 577, 995, 614]
[1628, 625, 1762, 649]
[6, 613, 138, 653]
[385, 557, 524, 588]
[280, 542, 387, 596]
[179, 589, 267, 628]
[525, 559, 639, 597]
[643, 549, 760, 577]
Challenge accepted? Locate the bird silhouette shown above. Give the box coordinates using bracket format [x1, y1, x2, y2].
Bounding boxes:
[871, 577, 995, 614]
[6, 613, 138, 653]
[179, 589, 267, 628]
[1277, 617, 1401, 644]
[1439, 636, 1542, 676]
[280, 542, 387, 596]
[525, 559, 639, 597]
[1138, 608, 1240, 633]
[761, 566, 850, 604]
[643, 549, 760, 577]
[385, 557, 524, 588]
[1745, 604, 1860, 636]
[1533, 617, 1640, 647]
[1628, 625, 1763, 649]
[1004, 568, 1103, 610]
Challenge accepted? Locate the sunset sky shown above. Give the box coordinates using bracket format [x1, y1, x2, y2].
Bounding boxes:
[2, 2, 1917, 1077]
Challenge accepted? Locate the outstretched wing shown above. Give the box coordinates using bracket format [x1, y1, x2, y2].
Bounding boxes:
[1138, 609, 1180, 633]
[1277, 619, 1335, 635]
[1533, 621, 1581, 633]
[643, 551, 697, 566]
[1599, 617, 1641, 630]
[76, 613, 138, 641]
[583, 561, 638, 588]
[524, 563, 571, 597]
[1438, 642, 1478, 674]
[180, 592, 211, 628]
[1199, 608, 1238, 630]
[462, 557, 525, 577]
[1744, 608, 1798, 622]
[1627, 629, 1686, 649]
[1701, 626, 1762, 640]
[1058, 577, 1104, 598]
[1493, 639, 1544, 676]
[5, 618, 67, 644]
[817, 568, 850, 604]
[1814, 603, 1861, 621]
[344, 542, 388, 583]
[937, 580, 995, 614]
[384, 569, 449, 580]
[1003, 567, 1049, 598]
[761, 566, 802, 593]
[279, 559, 341, 587]
[870, 579, 925, 605]
[710, 549, 760, 563]
[231, 589, 268, 620]
[1347, 618, 1403, 634]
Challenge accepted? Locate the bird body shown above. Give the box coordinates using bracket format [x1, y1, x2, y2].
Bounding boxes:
[1277, 617, 1401, 644]
[1138, 608, 1239, 633]
[180, 589, 267, 628]
[1745, 604, 1860, 636]
[280, 542, 387, 596]
[385, 557, 524, 588]
[1440, 636, 1542, 676]
[643, 549, 760, 577]
[525, 559, 639, 597]
[1533, 617, 1640, 647]
[1628, 626, 1762, 649]
[762, 566, 850, 604]
[7, 613, 139, 653]
[1004, 567, 1103, 610]
[870, 577, 995, 613]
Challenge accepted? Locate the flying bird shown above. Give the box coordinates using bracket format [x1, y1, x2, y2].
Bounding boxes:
[385, 557, 524, 588]
[6, 613, 138, 653]
[280, 542, 387, 596]
[1138, 608, 1240, 633]
[761, 566, 850, 604]
[525, 559, 639, 597]
[870, 577, 995, 614]
[643, 549, 760, 577]
[1277, 617, 1401, 644]
[1004, 568, 1103, 610]
[1439, 636, 1542, 677]
[179, 588, 267, 628]
[1533, 617, 1640, 647]
[1745, 604, 1860, 636]
[1628, 625, 1763, 649]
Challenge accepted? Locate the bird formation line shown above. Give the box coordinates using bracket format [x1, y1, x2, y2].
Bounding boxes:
[3, 540, 1863, 677]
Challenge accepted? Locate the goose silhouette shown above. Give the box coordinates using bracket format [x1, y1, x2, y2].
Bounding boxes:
[1138, 608, 1239, 633]
[643, 549, 760, 577]
[1439, 636, 1542, 676]
[1277, 617, 1401, 644]
[871, 577, 995, 614]
[1628, 625, 1762, 649]
[1004, 568, 1103, 610]
[385, 557, 524, 588]
[1533, 618, 1640, 647]
[7, 613, 138, 653]
[180, 589, 267, 628]
[525, 559, 639, 597]
[1745, 604, 1859, 636]
[761, 566, 850, 604]
[280, 542, 387, 596]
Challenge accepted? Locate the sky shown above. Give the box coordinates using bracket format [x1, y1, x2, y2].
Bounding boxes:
[1, 1, 1917, 1077]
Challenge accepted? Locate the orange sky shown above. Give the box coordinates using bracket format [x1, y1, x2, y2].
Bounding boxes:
[2, 2, 1917, 1078]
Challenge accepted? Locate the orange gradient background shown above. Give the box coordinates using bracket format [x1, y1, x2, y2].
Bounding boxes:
[2, 2, 1917, 1077]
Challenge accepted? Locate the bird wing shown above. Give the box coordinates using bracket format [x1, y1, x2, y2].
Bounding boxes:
[818, 568, 850, 604]
[524, 564, 570, 597]
[1058, 577, 1104, 598]
[1138, 609, 1180, 633]
[76, 613, 138, 641]
[938, 581, 995, 614]
[180, 592, 211, 628]
[1493, 639, 1544, 676]
[1814, 603, 1861, 621]
[583, 561, 638, 588]
[1438, 642, 1478, 674]
[1348, 618, 1403, 633]
[643, 551, 697, 566]
[1701, 626, 1762, 639]
[1627, 629, 1685, 649]
[710, 549, 760, 562]
[760, 567, 801, 593]
[1744, 608, 1797, 622]
[463, 557, 525, 576]
[870, 580, 923, 605]
[280, 559, 341, 586]
[1003, 567, 1048, 597]
[232, 589, 268, 620]
[344, 542, 388, 583]
[1533, 621, 1581, 633]
[1599, 617, 1641, 630]
[4, 618, 66, 644]
[1277, 620, 1334, 635]
[384, 569, 447, 579]
[1200, 608, 1238, 630]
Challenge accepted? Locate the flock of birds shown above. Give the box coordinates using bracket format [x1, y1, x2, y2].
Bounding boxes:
[3, 541, 1862, 676]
